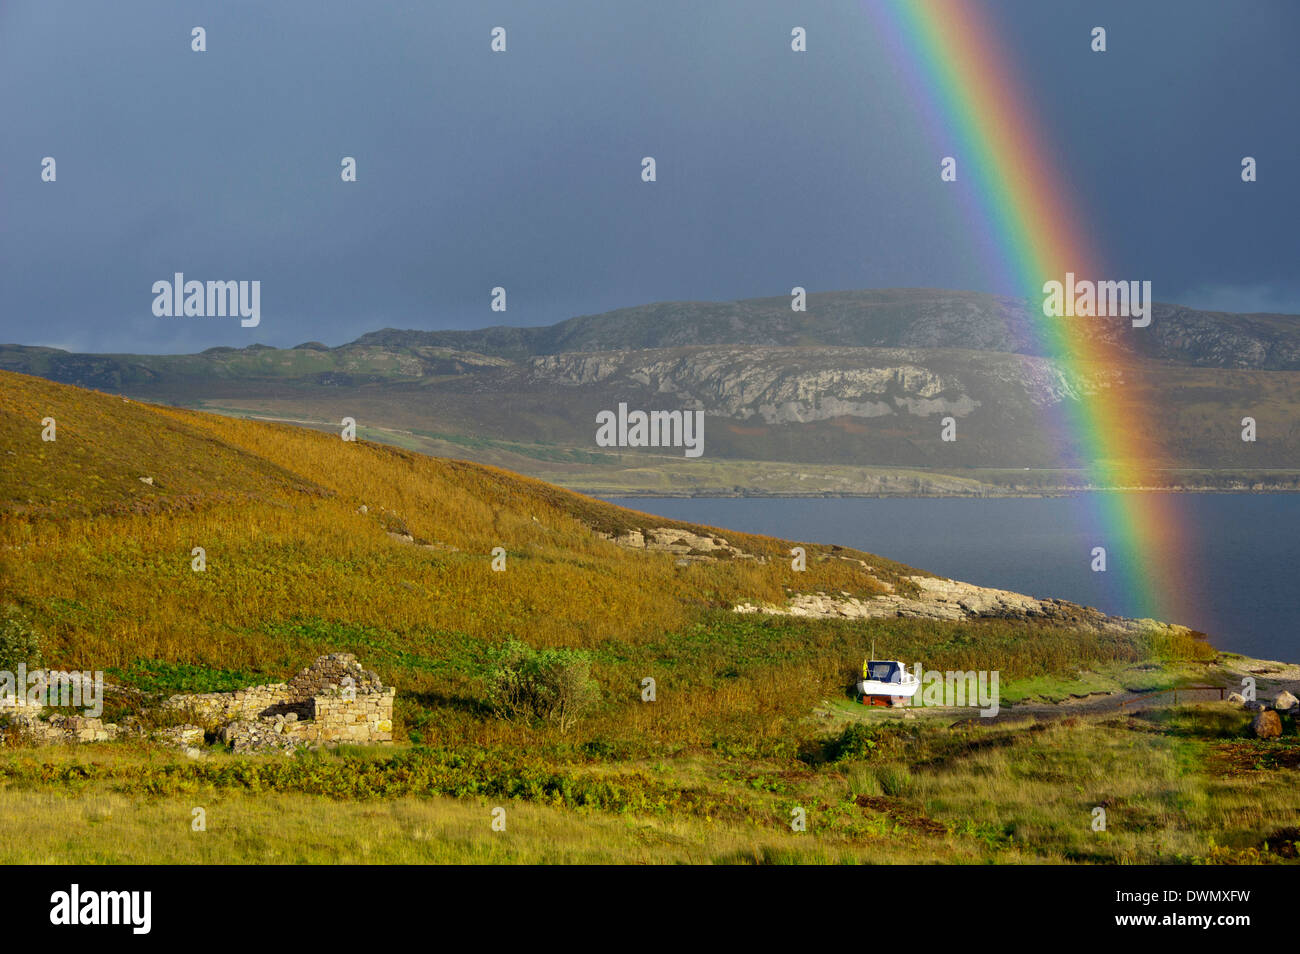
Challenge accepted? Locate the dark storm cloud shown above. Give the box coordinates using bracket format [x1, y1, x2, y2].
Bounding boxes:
[2, 0, 1296, 353]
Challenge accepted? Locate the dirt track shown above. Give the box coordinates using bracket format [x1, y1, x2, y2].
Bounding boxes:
[827, 655, 1300, 728]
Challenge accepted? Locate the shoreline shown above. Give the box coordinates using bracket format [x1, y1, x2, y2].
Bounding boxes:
[590, 486, 1300, 500]
[186, 406, 1300, 501]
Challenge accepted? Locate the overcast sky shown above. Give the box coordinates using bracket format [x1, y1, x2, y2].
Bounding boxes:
[3, 0, 1297, 353]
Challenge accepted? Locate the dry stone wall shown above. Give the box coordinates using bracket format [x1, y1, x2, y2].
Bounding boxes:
[161, 683, 297, 727]
[167, 654, 394, 753]
[2, 654, 396, 754]
[0, 709, 123, 744]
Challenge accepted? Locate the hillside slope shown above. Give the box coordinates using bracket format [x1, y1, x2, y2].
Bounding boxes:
[1, 367, 1202, 667]
[0, 368, 924, 668]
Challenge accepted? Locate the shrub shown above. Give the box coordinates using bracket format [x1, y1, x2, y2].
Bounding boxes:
[487, 638, 600, 733]
[0, 606, 43, 671]
[827, 722, 879, 762]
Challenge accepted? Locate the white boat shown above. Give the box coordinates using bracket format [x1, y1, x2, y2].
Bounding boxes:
[856, 660, 919, 704]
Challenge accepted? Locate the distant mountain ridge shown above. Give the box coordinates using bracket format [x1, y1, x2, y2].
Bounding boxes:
[5, 288, 1300, 379]
[3, 288, 1298, 494]
[351, 288, 1300, 370]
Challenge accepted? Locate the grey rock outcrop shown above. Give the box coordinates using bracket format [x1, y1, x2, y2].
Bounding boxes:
[603, 526, 762, 562]
[734, 575, 1185, 637]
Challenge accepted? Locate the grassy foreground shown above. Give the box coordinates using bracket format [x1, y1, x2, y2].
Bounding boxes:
[1, 706, 1296, 864]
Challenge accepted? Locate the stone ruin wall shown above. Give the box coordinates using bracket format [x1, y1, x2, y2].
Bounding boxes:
[162, 683, 298, 726]
[1, 710, 122, 745]
[1, 654, 393, 754]
[168, 654, 395, 752]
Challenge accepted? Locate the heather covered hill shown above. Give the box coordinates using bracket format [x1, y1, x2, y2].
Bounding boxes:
[0, 368, 923, 666]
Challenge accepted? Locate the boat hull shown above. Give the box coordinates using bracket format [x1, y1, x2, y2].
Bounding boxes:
[857, 678, 919, 698]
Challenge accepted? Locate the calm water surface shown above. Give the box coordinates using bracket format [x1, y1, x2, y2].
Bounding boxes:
[605, 494, 1299, 660]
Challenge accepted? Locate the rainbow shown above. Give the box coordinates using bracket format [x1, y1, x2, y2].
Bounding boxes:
[867, 0, 1194, 627]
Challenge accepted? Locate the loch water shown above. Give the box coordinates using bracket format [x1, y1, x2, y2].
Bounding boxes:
[609, 494, 1300, 661]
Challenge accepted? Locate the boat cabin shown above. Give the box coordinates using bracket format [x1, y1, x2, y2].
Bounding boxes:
[863, 660, 906, 682]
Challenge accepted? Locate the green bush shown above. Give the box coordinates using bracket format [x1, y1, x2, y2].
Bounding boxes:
[827, 723, 879, 762]
[0, 607, 43, 671]
[487, 638, 600, 733]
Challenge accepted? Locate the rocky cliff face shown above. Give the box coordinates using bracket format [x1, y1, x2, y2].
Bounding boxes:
[1136, 306, 1300, 369]
[527, 345, 1125, 425]
[531, 349, 979, 423]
